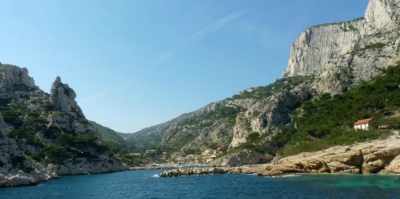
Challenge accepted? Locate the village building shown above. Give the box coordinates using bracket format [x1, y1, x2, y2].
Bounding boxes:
[202, 154, 211, 160]
[202, 148, 212, 155]
[206, 158, 214, 163]
[129, 153, 141, 158]
[212, 149, 218, 155]
[145, 149, 157, 155]
[185, 154, 194, 160]
[354, 118, 372, 130]
[175, 157, 185, 162]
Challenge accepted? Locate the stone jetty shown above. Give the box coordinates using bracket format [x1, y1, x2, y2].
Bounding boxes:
[158, 167, 259, 177]
[130, 166, 177, 171]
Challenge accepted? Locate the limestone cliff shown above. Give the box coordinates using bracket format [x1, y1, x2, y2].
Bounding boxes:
[50, 76, 84, 119]
[0, 63, 126, 188]
[283, 0, 400, 94]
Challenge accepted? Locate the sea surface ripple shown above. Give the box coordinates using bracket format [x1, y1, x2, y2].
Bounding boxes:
[1, 170, 400, 198]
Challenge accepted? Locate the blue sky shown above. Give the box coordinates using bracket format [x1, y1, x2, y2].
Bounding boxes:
[0, 0, 369, 133]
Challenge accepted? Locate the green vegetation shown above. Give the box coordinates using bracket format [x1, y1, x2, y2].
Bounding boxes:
[2, 97, 119, 164]
[184, 148, 202, 155]
[182, 106, 244, 126]
[219, 132, 275, 156]
[373, 117, 400, 127]
[89, 121, 137, 164]
[348, 24, 357, 31]
[44, 125, 62, 138]
[56, 133, 97, 149]
[9, 128, 43, 147]
[312, 17, 364, 28]
[272, 64, 400, 157]
[10, 155, 26, 168]
[158, 106, 245, 153]
[28, 112, 40, 118]
[351, 43, 386, 55]
[44, 146, 71, 163]
[230, 76, 314, 100]
[2, 109, 22, 126]
[42, 102, 55, 112]
[28, 154, 41, 162]
[277, 129, 390, 157]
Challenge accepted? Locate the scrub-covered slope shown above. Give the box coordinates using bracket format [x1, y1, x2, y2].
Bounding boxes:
[0, 64, 126, 187]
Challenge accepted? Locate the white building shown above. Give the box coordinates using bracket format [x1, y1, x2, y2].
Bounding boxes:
[354, 118, 372, 130]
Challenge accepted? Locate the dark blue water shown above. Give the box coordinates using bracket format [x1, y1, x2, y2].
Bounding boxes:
[1, 170, 400, 199]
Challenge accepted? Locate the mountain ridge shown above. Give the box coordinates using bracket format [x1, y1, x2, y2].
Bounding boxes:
[124, 0, 400, 166]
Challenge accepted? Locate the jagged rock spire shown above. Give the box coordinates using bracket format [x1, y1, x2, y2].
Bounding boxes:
[50, 76, 84, 118]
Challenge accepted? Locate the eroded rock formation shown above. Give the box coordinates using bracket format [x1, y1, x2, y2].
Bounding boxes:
[0, 64, 126, 188]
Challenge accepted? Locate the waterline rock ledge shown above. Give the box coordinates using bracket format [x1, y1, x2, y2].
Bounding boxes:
[259, 137, 400, 176]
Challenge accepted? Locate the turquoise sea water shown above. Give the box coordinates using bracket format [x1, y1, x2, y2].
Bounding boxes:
[1, 170, 400, 199]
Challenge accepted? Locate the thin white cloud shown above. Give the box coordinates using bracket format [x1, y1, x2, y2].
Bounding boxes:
[149, 49, 176, 65]
[188, 9, 249, 43]
[150, 9, 249, 65]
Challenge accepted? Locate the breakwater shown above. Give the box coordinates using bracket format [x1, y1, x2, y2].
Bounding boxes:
[129, 166, 178, 171]
[158, 167, 252, 177]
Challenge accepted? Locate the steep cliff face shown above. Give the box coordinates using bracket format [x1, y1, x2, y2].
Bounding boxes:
[50, 76, 84, 119]
[229, 83, 312, 148]
[283, 0, 400, 94]
[128, 76, 314, 159]
[0, 64, 126, 187]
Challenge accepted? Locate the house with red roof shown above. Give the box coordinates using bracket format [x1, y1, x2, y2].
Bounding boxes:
[354, 118, 372, 130]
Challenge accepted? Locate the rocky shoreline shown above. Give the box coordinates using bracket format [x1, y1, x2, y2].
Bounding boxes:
[159, 137, 400, 177]
[158, 167, 245, 177]
[0, 165, 128, 188]
[259, 136, 400, 176]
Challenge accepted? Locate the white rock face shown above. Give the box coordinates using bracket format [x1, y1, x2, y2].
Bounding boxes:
[1, 66, 36, 89]
[230, 85, 312, 147]
[365, 0, 400, 31]
[283, 0, 400, 94]
[0, 64, 42, 100]
[50, 76, 84, 118]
